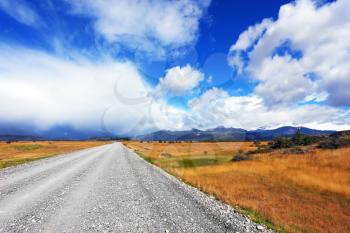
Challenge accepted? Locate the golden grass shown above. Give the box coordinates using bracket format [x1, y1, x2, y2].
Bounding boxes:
[124, 141, 259, 158]
[0, 141, 111, 168]
[125, 141, 350, 233]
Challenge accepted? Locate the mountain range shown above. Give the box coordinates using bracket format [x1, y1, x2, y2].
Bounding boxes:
[0, 123, 115, 141]
[0, 123, 337, 141]
[136, 126, 336, 141]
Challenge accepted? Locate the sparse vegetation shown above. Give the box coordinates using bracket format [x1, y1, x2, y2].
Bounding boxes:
[282, 147, 305, 154]
[13, 144, 43, 151]
[269, 131, 322, 149]
[318, 135, 350, 149]
[231, 150, 252, 162]
[268, 130, 350, 152]
[269, 137, 294, 149]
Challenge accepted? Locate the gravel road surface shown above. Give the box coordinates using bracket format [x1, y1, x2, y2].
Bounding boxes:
[0, 142, 272, 233]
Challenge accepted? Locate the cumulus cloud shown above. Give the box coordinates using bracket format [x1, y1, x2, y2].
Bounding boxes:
[155, 65, 204, 96]
[229, 18, 272, 73]
[1, 44, 348, 135]
[186, 88, 350, 131]
[66, 0, 211, 57]
[0, 0, 41, 27]
[229, 0, 350, 107]
[0, 45, 185, 136]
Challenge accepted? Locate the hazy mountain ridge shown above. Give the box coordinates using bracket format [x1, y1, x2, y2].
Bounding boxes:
[136, 126, 336, 141]
[0, 124, 337, 141]
[0, 123, 115, 141]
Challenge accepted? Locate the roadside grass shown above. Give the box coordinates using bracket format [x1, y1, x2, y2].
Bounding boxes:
[0, 156, 53, 168]
[124, 141, 350, 233]
[134, 150, 157, 164]
[154, 155, 232, 168]
[0, 141, 111, 169]
[13, 144, 44, 151]
[237, 207, 285, 233]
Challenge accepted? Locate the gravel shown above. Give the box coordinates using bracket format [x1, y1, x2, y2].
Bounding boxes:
[0, 142, 273, 233]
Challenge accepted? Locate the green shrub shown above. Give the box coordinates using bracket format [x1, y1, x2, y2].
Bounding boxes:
[270, 131, 322, 149]
[283, 147, 305, 154]
[270, 137, 294, 149]
[232, 150, 252, 162]
[291, 131, 322, 146]
[318, 137, 350, 149]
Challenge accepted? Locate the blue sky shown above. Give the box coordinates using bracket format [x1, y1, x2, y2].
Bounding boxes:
[0, 0, 349, 136]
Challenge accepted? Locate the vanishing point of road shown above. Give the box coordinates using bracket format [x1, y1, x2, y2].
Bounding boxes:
[0, 142, 271, 233]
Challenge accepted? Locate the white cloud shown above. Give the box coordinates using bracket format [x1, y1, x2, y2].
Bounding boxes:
[155, 65, 204, 96]
[0, 45, 185, 136]
[253, 55, 315, 106]
[0, 45, 348, 135]
[229, 18, 272, 73]
[0, 0, 40, 27]
[207, 75, 213, 83]
[186, 88, 350, 131]
[229, 0, 350, 107]
[67, 0, 211, 57]
[230, 18, 272, 52]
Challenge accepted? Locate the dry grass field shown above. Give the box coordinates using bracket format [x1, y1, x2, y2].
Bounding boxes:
[124, 141, 350, 233]
[124, 141, 263, 168]
[0, 141, 111, 169]
[124, 141, 257, 157]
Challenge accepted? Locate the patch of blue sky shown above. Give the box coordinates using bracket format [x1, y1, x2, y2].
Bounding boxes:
[298, 100, 326, 106]
[272, 40, 303, 59]
[167, 96, 191, 110]
[303, 72, 319, 82]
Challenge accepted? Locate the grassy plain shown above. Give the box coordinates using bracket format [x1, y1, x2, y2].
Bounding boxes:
[124, 141, 350, 233]
[0, 141, 111, 169]
[123, 141, 260, 167]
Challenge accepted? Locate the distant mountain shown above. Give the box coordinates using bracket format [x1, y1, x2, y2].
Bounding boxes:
[136, 127, 246, 141]
[0, 123, 337, 142]
[0, 123, 116, 141]
[136, 126, 336, 141]
[0, 135, 45, 141]
[246, 126, 335, 140]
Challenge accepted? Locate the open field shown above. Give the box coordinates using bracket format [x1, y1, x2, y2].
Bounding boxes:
[124, 141, 259, 157]
[123, 141, 262, 167]
[0, 141, 111, 169]
[124, 141, 350, 233]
